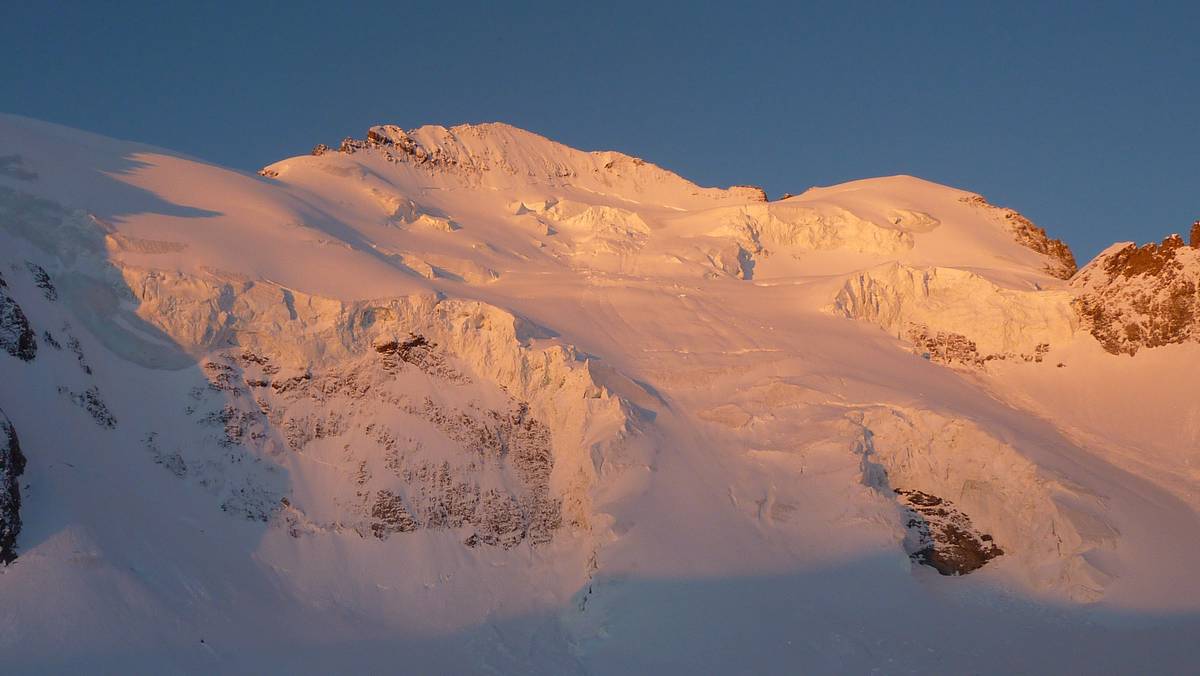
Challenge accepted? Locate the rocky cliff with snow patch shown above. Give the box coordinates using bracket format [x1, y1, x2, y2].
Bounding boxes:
[0, 408, 24, 564]
[1073, 229, 1200, 355]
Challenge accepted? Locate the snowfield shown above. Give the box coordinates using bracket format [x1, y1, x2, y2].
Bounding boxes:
[1, 113, 1198, 674]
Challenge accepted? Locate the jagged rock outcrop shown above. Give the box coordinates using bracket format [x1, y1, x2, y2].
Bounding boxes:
[0, 272, 37, 361]
[960, 195, 1078, 279]
[906, 324, 1049, 368]
[1072, 231, 1200, 355]
[25, 262, 56, 301]
[59, 385, 117, 428]
[727, 185, 768, 202]
[0, 409, 26, 565]
[895, 489, 1004, 575]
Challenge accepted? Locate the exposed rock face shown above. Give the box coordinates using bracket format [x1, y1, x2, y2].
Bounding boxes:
[369, 489, 419, 537]
[896, 489, 1004, 575]
[372, 333, 465, 382]
[959, 195, 1078, 279]
[59, 385, 117, 428]
[336, 125, 524, 173]
[342, 124, 572, 178]
[727, 185, 768, 202]
[907, 324, 1050, 368]
[25, 262, 56, 301]
[1072, 232, 1200, 355]
[0, 409, 26, 565]
[0, 273, 37, 361]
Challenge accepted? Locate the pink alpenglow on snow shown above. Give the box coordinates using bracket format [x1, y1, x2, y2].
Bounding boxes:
[1, 114, 1199, 673]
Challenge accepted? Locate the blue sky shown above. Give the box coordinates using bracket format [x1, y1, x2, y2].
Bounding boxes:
[2, 1, 1196, 260]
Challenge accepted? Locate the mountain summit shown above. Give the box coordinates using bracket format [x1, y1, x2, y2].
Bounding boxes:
[1, 114, 1198, 673]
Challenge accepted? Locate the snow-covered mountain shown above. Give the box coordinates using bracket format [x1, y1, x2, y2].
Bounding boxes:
[1, 114, 1198, 673]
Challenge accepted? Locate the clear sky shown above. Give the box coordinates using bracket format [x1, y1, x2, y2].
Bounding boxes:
[2, 1, 1196, 261]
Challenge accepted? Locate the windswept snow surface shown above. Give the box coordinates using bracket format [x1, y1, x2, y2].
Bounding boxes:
[1, 114, 1198, 673]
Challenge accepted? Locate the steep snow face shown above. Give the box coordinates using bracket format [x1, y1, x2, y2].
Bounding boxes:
[2, 114, 1199, 672]
[536, 199, 653, 259]
[0, 187, 633, 551]
[754, 176, 1079, 279]
[705, 201, 918, 256]
[139, 301, 627, 548]
[828, 263, 1077, 364]
[853, 407, 1115, 601]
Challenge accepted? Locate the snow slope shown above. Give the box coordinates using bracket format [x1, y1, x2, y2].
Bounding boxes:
[1, 114, 1198, 673]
